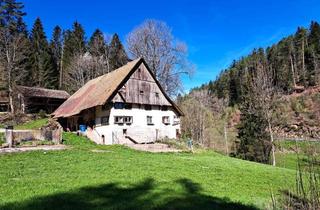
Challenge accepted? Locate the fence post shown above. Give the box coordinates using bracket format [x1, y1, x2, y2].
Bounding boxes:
[5, 127, 13, 148]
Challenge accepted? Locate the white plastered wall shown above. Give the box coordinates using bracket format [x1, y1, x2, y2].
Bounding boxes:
[94, 104, 180, 145]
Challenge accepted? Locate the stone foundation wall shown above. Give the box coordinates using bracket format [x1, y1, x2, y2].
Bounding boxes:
[5, 127, 62, 147]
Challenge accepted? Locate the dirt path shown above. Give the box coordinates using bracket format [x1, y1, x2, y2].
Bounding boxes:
[0, 145, 66, 154]
[126, 143, 182, 153]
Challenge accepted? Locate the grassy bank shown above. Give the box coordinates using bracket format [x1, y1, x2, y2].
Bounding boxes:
[0, 133, 297, 210]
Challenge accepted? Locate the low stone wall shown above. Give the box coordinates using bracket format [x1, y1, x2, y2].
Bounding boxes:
[5, 127, 62, 147]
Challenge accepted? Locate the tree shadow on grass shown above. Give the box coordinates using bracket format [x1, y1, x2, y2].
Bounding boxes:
[1, 178, 259, 210]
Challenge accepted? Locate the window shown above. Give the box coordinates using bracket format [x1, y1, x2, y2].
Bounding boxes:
[101, 116, 109, 125]
[147, 116, 153, 125]
[124, 103, 132, 110]
[162, 116, 170, 125]
[123, 116, 133, 124]
[155, 92, 159, 97]
[173, 116, 180, 125]
[114, 116, 124, 124]
[145, 105, 152, 111]
[140, 90, 144, 95]
[114, 102, 125, 109]
[114, 116, 132, 125]
[123, 129, 127, 135]
[161, 106, 168, 111]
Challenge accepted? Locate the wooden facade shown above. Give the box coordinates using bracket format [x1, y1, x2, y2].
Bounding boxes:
[112, 63, 171, 106]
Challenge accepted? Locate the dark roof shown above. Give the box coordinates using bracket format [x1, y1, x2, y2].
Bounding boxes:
[17, 86, 70, 100]
[53, 58, 183, 118]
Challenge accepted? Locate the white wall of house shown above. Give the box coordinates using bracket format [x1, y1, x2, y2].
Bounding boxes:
[94, 104, 180, 145]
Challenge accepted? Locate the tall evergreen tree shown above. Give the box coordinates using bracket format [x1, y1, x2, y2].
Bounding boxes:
[29, 17, 57, 88]
[109, 33, 128, 70]
[61, 21, 86, 90]
[88, 29, 106, 57]
[50, 25, 63, 88]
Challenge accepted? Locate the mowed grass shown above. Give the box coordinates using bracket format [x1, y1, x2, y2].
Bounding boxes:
[15, 118, 48, 130]
[0, 133, 296, 210]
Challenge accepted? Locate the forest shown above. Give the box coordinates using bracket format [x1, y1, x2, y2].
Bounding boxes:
[179, 21, 320, 164]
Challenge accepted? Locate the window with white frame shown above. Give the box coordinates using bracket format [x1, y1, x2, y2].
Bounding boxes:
[173, 115, 180, 125]
[123, 116, 133, 124]
[114, 116, 124, 124]
[162, 116, 170, 125]
[114, 116, 132, 125]
[147, 116, 153, 125]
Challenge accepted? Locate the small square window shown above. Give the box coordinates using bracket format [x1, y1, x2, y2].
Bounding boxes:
[123, 116, 133, 124]
[140, 90, 144, 95]
[147, 116, 153, 125]
[114, 116, 124, 124]
[155, 92, 159, 97]
[162, 116, 170, 125]
[123, 129, 127, 135]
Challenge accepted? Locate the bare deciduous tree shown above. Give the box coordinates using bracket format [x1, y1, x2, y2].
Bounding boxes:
[0, 29, 28, 113]
[66, 53, 108, 92]
[126, 19, 194, 96]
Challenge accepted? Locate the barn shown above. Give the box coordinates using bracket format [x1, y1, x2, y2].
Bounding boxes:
[53, 58, 183, 145]
[0, 86, 70, 113]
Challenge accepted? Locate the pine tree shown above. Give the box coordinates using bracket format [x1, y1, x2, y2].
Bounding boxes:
[109, 33, 128, 70]
[294, 27, 308, 86]
[307, 21, 320, 85]
[50, 25, 63, 88]
[61, 21, 86, 90]
[236, 77, 271, 164]
[88, 29, 106, 57]
[29, 17, 57, 88]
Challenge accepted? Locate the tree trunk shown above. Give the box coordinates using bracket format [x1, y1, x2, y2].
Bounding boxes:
[59, 45, 64, 89]
[302, 39, 306, 84]
[290, 54, 296, 88]
[224, 123, 228, 154]
[268, 120, 276, 166]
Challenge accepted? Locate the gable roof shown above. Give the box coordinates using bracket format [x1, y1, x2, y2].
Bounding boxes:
[53, 58, 183, 118]
[17, 86, 70, 99]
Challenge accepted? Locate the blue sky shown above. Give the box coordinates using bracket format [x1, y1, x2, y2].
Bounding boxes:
[23, 0, 320, 92]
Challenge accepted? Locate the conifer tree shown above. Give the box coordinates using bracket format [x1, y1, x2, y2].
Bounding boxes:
[29, 17, 57, 88]
[88, 29, 106, 57]
[61, 21, 86, 90]
[50, 25, 63, 88]
[109, 33, 128, 70]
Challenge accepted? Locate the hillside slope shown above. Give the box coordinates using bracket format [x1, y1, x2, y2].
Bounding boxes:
[0, 133, 296, 210]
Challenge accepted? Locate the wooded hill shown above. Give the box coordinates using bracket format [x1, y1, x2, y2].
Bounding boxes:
[179, 21, 320, 163]
[201, 21, 320, 105]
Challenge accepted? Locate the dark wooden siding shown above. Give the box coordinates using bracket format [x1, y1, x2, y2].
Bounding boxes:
[112, 63, 171, 106]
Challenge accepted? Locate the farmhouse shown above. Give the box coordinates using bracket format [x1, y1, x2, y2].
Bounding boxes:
[0, 86, 70, 113]
[53, 58, 183, 145]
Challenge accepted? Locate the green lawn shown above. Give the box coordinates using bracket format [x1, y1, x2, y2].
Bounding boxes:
[15, 118, 48, 130]
[275, 140, 320, 170]
[0, 133, 297, 210]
